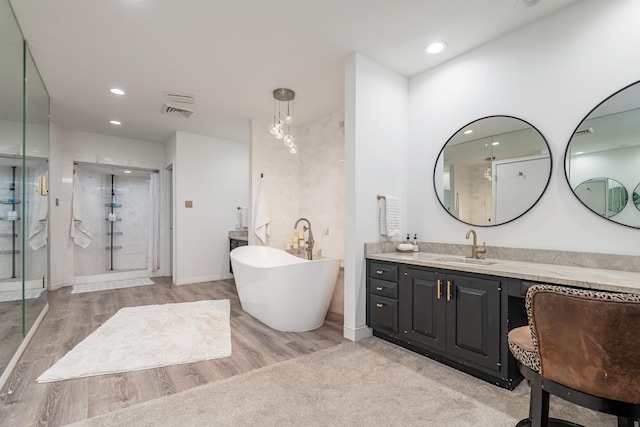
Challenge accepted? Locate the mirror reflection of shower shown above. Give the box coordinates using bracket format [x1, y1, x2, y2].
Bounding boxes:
[72, 163, 159, 278]
[0, 155, 48, 299]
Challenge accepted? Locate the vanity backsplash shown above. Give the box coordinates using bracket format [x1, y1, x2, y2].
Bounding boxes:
[365, 241, 640, 273]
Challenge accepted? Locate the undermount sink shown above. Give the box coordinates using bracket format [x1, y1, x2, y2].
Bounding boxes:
[435, 257, 497, 266]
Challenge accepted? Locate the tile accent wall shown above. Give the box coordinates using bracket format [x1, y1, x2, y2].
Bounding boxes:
[251, 109, 345, 313]
[251, 110, 345, 260]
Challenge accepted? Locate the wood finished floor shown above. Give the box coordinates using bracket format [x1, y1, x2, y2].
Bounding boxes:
[0, 277, 346, 426]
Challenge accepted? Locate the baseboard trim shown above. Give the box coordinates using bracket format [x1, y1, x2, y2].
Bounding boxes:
[343, 324, 372, 342]
[175, 273, 233, 286]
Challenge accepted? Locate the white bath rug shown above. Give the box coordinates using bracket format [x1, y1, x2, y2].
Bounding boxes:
[70, 277, 154, 294]
[36, 299, 232, 383]
[0, 288, 45, 302]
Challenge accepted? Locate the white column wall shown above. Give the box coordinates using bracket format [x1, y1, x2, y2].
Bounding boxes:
[173, 131, 249, 285]
[345, 53, 409, 341]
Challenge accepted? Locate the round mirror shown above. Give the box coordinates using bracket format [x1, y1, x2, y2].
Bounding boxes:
[434, 116, 552, 226]
[574, 178, 628, 218]
[634, 183, 640, 212]
[565, 80, 640, 228]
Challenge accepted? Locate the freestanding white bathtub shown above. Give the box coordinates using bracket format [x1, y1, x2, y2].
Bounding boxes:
[230, 245, 340, 332]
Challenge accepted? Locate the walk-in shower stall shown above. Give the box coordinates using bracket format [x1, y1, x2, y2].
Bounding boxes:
[72, 163, 159, 280]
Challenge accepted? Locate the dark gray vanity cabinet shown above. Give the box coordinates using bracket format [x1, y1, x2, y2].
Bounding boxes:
[367, 261, 399, 334]
[400, 267, 500, 372]
[366, 259, 523, 390]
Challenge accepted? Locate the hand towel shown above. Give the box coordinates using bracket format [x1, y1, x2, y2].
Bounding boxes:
[28, 194, 48, 249]
[70, 172, 93, 248]
[253, 180, 270, 244]
[379, 195, 400, 237]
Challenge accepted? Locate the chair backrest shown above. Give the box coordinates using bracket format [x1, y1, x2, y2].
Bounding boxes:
[525, 284, 640, 403]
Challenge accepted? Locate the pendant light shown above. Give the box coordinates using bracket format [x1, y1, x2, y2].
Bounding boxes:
[270, 88, 298, 154]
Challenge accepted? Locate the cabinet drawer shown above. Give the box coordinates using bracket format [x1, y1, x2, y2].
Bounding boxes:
[369, 262, 398, 282]
[369, 295, 398, 334]
[369, 278, 398, 299]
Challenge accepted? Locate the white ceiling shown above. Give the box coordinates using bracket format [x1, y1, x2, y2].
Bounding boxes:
[9, 0, 578, 144]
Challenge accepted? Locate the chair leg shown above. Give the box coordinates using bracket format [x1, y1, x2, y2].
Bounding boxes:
[529, 374, 550, 427]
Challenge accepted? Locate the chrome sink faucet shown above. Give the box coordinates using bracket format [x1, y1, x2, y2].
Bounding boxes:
[294, 218, 314, 260]
[465, 228, 486, 259]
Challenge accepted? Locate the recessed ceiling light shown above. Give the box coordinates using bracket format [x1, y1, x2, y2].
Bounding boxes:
[124, 170, 132, 174]
[110, 120, 122, 125]
[110, 88, 125, 95]
[424, 41, 447, 55]
[492, 141, 500, 146]
[464, 129, 473, 135]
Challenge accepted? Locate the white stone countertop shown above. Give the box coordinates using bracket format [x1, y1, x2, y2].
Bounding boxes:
[366, 251, 640, 295]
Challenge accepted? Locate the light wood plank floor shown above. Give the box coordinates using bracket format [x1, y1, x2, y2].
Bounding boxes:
[0, 277, 346, 426]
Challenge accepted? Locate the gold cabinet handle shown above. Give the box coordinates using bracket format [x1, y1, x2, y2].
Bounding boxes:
[376, 286, 383, 291]
[447, 281, 452, 301]
[437, 280, 442, 300]
[376, 270, 384, 275]
[376, 303, 384, 308]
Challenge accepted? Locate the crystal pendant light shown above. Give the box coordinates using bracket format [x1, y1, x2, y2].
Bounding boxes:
[283, 131, 294, 147]
[270, 88, 298, 152]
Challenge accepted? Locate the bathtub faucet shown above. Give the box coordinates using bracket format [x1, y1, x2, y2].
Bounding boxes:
[294, 218, 314, 260]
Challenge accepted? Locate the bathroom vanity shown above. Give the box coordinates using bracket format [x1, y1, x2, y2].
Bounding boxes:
[365, 249, 640, 390]
[228, 230, 248, 274]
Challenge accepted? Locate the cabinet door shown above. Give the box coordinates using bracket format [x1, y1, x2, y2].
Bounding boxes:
[400, 267, 446, 351]
[369, 294, 398, 334]
[445, 274, 501, 371]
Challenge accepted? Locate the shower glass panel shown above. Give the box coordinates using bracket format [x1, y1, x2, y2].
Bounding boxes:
[73, 163, 157, 277]
[0, 1, 49, 382]
[23, 47, 49, 338]
[0, 0, 27, 379]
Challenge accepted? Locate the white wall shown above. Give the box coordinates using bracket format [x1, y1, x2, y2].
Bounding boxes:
[173, 131, 249, 285]
[345, 53, 409, 341]
[407, 0, 640, 255]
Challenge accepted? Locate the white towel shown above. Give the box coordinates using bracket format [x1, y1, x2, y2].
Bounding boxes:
[70, 172, 93, 248]
[379, 195, 400, 237]
[253, 180, 270, 244]
[28, 194, 48, 249]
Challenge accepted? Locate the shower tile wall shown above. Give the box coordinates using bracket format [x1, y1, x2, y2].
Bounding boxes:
[73, 168, 150, 276]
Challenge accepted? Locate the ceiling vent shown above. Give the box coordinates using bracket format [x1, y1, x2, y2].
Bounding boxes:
[160, 91, 195, 118]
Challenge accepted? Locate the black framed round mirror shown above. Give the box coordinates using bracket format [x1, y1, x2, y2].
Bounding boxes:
[633, 183, 640, 212]
[564, 80, 640, 228]
[434, 116, 552, 226]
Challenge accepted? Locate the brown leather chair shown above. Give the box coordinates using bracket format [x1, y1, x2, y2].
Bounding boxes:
[508, 284, 640, 427]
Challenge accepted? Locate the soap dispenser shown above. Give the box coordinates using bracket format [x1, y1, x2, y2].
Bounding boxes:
[406, 234, 411, 244]
[413, 234, 419, 252]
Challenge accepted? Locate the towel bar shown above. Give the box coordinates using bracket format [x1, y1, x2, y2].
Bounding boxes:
[377, 195, 386, 200]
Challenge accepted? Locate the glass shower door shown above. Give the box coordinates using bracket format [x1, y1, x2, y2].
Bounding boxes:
[22, 45, 49, 337]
